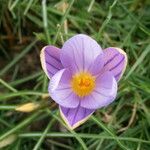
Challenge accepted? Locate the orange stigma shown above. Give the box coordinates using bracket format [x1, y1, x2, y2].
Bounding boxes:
[71, 72, 95, 97]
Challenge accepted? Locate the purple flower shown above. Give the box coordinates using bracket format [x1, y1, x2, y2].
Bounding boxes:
[40, 34, 127, 129]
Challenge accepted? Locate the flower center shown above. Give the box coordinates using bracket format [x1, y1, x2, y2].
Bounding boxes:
[71, 72, 95, 97]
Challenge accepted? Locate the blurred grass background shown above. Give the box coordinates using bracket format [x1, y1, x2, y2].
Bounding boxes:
[0, 0, 150, 149]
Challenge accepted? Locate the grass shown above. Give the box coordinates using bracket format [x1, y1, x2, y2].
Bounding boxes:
[0, 0, 150, 149]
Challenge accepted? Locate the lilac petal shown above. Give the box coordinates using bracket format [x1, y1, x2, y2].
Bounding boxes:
[88, 53, 104, 75]
[59, 105, 95, 129]
[60, 34, 103, 73]
[40, 46, 63, 78]
[49, 69, 79, 108]
[81, 71, 117, 109]
[103, 47, 127, 81]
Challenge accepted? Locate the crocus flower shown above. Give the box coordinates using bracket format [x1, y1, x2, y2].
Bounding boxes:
[40, 34, 127, 129]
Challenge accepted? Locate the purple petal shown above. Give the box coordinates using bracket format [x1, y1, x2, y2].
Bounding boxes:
[81, 71, 117, 109]
[88, 53, 104, 75]
[103, 47, 127, 81]
[60, 34, 103, 73]
[40, 46, 63, 78]
[49, 69, 79, 108]
[59, 105, 95, 129]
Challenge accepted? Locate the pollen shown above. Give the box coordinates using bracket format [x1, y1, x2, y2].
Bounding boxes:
[71, 72, 95, 97]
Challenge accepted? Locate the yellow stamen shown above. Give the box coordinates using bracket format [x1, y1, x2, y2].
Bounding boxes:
[71, 72, 95, 97]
